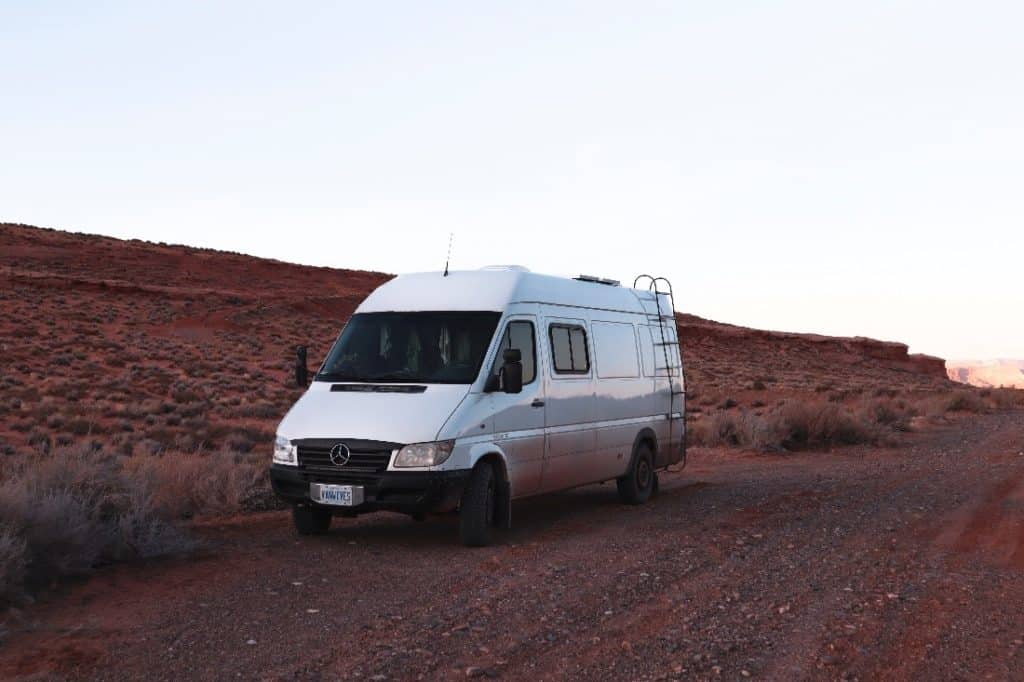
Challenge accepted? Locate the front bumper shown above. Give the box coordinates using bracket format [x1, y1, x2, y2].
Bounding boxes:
[269, 464, 470, 515]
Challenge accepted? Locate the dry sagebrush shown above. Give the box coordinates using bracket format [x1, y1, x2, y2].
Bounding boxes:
[688, 388, 1023, 452]
[0, 446, 265, 603]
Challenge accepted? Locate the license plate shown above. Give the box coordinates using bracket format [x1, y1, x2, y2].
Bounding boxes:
[311, 483, 364, 507]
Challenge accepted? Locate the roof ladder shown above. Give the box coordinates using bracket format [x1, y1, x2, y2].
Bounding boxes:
[634, 275, 686, 470]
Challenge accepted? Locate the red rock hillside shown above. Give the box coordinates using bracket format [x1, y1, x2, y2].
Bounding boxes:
[0, 223, 951, 457]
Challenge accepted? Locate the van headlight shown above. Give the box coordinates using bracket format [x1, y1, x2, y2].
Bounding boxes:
[393, 440, 455, 468]
[273, 435, 297, 466]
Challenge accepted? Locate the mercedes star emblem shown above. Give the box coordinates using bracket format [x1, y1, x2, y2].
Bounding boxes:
[329, 443, 351, 466]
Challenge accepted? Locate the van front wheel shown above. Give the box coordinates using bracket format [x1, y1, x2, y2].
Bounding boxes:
[617, 443, 655, 505]
[293, 505, 332, 535]
[459, 463, 496, 547]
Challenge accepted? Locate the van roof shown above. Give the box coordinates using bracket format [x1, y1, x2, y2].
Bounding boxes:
[356, 269, 671, 317]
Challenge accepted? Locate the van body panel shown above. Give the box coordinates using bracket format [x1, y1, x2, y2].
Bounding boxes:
[483, 311, 546, 497]
[538, 312, 596, 493]
[277, 381, 469, 445]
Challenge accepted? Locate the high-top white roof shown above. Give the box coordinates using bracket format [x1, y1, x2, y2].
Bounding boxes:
[356, 269, 672, 317]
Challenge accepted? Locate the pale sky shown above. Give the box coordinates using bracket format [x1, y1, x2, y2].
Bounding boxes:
[2, 1, 1022, 360]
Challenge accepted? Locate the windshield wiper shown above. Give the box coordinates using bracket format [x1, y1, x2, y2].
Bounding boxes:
[316, 370, 418, 383]
[364, 370, 417, 382]
[315, 372, 363, 382]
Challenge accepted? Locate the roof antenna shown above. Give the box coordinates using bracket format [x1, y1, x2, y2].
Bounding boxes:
[443, 232, 453, 277]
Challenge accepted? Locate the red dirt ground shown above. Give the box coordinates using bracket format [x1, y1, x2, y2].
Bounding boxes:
[1, 412, 1022, 680]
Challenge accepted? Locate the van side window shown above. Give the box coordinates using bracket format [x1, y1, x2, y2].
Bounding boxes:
[549, 324, 590, 374]
[591, 321, 640, 378]
[493, 321, 536, 384]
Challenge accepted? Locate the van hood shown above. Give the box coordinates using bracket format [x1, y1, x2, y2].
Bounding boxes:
[276, 382, 470, 445]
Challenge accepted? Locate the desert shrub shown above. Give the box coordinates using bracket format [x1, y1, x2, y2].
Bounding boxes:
[237, 401, 281, 419]
[690, 412, 742, 447]
[27, 430, 52, 454]
[771, 401, 881, 449]
[989, 388, 1024, 409]
[688, 411, 767, 449]
[0, 448, 189, 602]
[178, 402, 207, 419]
[66, 417, 94, 435]
[225, 433, 255, 453]
[688, 400, 883, 451]
[123, 449, 265, 519]
[137, 438, 164, 455]
[944, 390, 988, 413]
[859, 397, 916, 432]
[170, 385, 202, 404]
[0, 444, 263, 603]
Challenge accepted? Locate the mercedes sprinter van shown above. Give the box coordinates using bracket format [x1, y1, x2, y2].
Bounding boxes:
[270, 267, 685, 546]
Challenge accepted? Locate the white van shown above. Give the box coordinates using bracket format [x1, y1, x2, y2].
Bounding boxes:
[270, 267, 685, 546]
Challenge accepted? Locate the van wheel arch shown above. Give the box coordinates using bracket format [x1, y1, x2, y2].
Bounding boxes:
[474, 453, 511, 530]
[630, 428, 659, 470]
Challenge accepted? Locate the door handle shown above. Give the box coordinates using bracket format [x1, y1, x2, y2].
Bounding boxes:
[531, 399, 545, 407]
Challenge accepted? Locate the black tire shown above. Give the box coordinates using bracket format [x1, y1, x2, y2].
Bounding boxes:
[292, 505, 332, 535]
[459, 463, 496, 547]
[617, 443, 655, 505]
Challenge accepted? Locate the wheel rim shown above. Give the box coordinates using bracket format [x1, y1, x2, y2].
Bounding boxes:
[637, 458, 652, 490]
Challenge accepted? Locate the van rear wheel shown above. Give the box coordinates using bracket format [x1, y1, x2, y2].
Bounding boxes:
[459, 463, 496, 547]
[293, 505, 332, 535]
[617, 443, 655, 505]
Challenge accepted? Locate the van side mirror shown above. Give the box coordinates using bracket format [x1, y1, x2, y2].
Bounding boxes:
[295, 346, 308, 387]
[501, 348, 523, 394]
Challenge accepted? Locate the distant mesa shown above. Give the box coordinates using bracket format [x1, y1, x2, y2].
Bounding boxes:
[946, 359, 1024, 389]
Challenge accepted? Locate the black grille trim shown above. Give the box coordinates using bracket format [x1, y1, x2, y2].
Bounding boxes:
[293, 438, 402, 489]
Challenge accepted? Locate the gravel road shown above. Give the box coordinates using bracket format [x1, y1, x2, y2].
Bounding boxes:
[3, 412, 1024, 681]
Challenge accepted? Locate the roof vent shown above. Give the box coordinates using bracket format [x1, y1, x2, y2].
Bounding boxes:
[574, 274, 621, 286]
[480, 265, 531, 272]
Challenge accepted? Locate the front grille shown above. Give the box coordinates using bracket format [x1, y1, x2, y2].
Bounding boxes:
[294, 438, 400, 488]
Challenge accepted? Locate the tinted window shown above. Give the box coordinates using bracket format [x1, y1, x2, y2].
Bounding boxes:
[316, 311, 501, 384]
[493, 320, 536, 384]
[592, 321, 640, 378]
[549, 324, 589, 374]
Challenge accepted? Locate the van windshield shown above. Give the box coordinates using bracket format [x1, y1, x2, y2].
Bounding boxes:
[315, 312, 502, 384]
